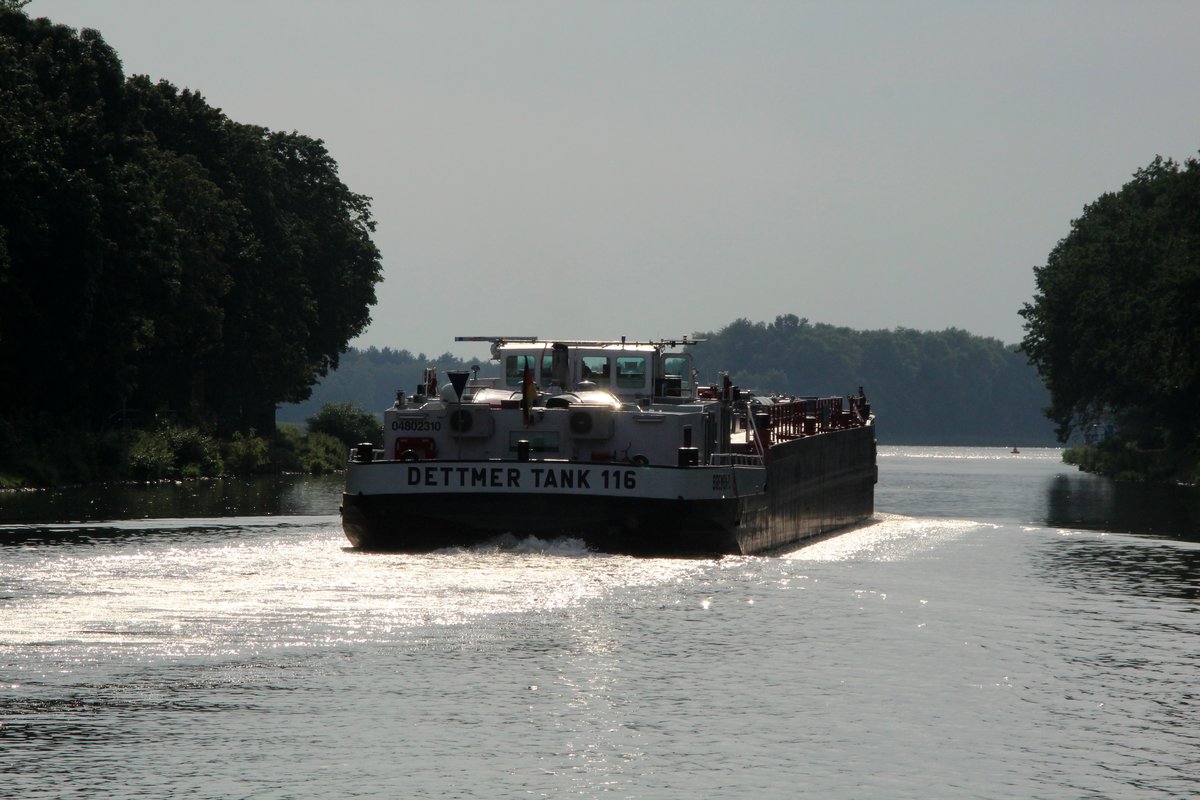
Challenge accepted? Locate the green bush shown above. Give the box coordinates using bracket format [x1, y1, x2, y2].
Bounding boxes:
[163, 425, 223, 476]
[0, 416, 362, 485]
[224, 430, 272, 474]
[299, 431, 347, 475]
[269, 425, 305, 472]
[306, 402, 381, 447]
[128, 430, 175, 481]
[127, 424, 222, 480]
[221, 426, 350, 476]
[1064, 438, 1196, 483]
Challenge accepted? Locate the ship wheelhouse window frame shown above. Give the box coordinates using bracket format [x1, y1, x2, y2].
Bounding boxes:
[615, 356, 647, 389]
[580, 356, 611, 385]
[505, 354, 538, 387]
[661, 355, 693, 390]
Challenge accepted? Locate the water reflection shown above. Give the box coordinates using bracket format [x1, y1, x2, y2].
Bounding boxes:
[1044, 473, 1200, 541]
[1035, 534, 1200, 603]
[0, 516, 332, 547]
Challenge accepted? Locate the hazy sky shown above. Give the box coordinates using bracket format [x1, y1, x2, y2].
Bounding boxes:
[31, 1, 1200, 361]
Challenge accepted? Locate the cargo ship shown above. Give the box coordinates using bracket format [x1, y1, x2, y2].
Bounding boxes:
[340, 336, 877, 555]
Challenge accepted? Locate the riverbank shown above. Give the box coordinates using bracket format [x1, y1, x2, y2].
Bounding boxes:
[0, 403, 381, 489]
[0, 423, 347, 489]
[1064, 440, 1199, 485]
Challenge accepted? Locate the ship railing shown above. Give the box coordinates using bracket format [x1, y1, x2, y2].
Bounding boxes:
[708, 452, 765, 467]
[348, 445, 387, 464]
[745, 406, 770, 460]
[749, 396, 867, 446]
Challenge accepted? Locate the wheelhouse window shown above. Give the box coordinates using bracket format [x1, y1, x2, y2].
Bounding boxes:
[581, 356, 610, 385]
[662, 355, 692, 390]
[505, 355, 537, 386]
[615, 357, 647, 389]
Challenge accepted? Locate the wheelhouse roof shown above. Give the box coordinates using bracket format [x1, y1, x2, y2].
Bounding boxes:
[455, 335, 703, 356]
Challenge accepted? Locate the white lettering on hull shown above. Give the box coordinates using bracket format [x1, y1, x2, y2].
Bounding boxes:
[404, 465, 639, 491]
[345, 461, 763, 501]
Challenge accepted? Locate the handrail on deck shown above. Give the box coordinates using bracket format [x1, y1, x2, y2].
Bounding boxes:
[708, 452, 765, 467]
[747, 396, 868, 449]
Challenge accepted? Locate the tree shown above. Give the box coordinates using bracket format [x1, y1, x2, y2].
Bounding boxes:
[125, 79, 383, 432]
[0, 11, 154, 425]
[306, 402, 382, 447]
[0, 7, 382, 438]
[689, 318, 1054, 445]
[1020, 156, 1200, 457]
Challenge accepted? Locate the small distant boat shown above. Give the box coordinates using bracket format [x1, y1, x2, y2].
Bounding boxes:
[1011, 446, 1020, 454]
[340, 335, 878, 556]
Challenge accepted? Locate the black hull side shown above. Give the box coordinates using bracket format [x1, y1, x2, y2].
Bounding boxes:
[738, 423, 878, 553]
[341, 491, 742, 556]
[341, 424, 877, 556]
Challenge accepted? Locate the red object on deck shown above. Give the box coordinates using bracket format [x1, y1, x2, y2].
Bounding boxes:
[395, 437, 437, 459]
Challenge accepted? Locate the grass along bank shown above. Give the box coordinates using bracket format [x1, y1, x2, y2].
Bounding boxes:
[0, 403, 381, 488]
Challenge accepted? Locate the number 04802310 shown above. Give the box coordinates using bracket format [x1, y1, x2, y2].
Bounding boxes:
[391, 419, 441, 432]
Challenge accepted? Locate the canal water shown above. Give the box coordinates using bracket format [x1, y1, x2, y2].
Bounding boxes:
[1, 447, 1197, 799]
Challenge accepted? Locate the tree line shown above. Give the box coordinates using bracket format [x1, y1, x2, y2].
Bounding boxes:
[0, 8, 381, 437]
[278, 347, 495, 426]
[1021, 155, 1199, 481]
[692, 316, 1054, 445]
[283, 322, 1058, 446]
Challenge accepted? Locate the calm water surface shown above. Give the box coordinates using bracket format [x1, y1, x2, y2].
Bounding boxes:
[1, 448, 1198, 799]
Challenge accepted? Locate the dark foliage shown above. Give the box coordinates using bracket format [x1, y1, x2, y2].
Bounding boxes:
[1020, 156, 1199, 472]
[0, 8, 382, 441]
[692, 316, 1055, 445]
[278, 347, 496, 424]
[306, 402, 382, 448]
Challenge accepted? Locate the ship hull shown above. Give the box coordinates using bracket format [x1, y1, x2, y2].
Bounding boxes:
[342, 490, 743, 556]
[341, 425, 876, 556]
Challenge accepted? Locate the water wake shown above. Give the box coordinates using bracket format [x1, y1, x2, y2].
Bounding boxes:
[782, 512, 995, 562]
[441, 532, 595, 557]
